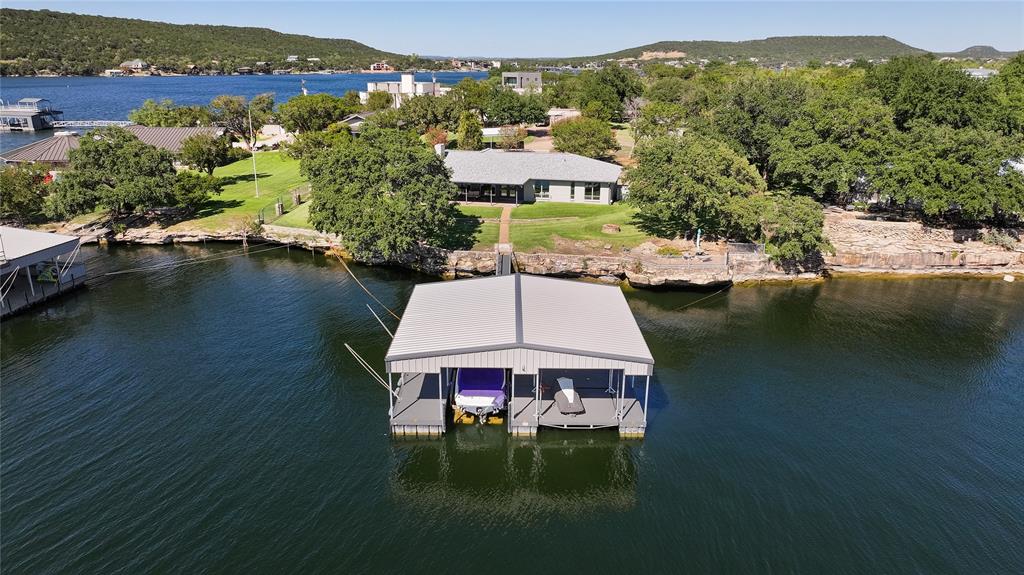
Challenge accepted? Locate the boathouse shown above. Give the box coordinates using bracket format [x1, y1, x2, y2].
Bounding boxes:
[0, 226, 85, 318]
[384, 274, 654, 438]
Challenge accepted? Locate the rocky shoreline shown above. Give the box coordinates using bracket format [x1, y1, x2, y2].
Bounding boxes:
[59, 211, 1024, 287]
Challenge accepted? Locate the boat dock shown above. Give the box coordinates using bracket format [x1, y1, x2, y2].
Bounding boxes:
[0, 98, 64, 132]
[1, 227, 87, 318]
[383, 273, 654, 439]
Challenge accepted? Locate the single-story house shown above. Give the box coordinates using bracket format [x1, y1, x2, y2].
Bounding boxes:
[443, 149, 623, 204]
[0, 126, 226, 167]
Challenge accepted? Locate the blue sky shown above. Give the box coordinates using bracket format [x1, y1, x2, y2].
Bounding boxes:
[7, 1, 1023, 57]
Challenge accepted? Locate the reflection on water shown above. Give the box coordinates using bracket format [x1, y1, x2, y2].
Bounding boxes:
[391, 428, 638, 520]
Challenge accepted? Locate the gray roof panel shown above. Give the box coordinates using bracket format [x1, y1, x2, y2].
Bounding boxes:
[385, 275, 653, 365]
[444, 150, 622, 186]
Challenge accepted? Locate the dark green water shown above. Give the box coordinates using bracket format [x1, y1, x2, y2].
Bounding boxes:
[2, 244, 1023, 573]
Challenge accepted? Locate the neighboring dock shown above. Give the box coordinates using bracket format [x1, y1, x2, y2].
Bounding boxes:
[1, 227, 86, 318]
[0, 98, 63, 131]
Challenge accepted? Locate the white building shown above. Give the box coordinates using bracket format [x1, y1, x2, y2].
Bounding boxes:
[359, 73, 450, 108]
[964, 67, 999, 79]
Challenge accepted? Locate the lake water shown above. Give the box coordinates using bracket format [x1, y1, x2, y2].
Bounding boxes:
[0, 72, 487, 152]
[2, 244, 1023, 573]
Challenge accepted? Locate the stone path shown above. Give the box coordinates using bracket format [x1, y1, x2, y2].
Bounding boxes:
[498, 206, 513, 244]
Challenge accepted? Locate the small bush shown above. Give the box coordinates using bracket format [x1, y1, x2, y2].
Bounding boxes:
[983, 229, 1018, 250]
[656, 245, 682, 256]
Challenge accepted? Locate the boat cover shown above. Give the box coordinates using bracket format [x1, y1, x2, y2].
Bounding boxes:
[455, 368, 507, 411]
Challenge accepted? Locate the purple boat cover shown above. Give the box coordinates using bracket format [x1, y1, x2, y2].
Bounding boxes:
[457, 368, 505, 391]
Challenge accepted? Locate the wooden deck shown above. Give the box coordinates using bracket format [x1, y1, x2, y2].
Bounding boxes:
[390, 372, 448, 437]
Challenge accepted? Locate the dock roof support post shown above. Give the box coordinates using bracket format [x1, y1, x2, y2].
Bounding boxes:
[509, 371, 514, 433]
[534, 373, 540, 423]
[643, 374, 650, 427]
[24, 266, 35, 296]
[388, 371, 394, 420]
[439, 369, 444, 427]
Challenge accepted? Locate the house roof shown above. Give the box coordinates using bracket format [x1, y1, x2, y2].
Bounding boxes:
[0, 226, 79, 271]
[0, 135, 79, 165]
[385, 274, 654, 365]
[0, 126, 224, 164]
[443, 150, 622, 186]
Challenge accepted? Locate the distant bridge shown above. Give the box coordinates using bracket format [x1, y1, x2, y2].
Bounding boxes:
[51, 120, 134, 128]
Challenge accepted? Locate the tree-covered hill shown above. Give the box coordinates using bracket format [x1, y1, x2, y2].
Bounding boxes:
[0, 9, 422, 75]
[544, 36, 927, 65]
[941, 45, 1019, 60]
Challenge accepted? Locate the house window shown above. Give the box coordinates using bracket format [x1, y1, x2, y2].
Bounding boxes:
[534, 180, 550, 199]
[584, 182, 601, 201]
[569, 182, 575, 201]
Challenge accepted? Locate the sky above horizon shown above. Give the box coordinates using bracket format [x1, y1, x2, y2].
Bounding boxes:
[6, 1, 1023, 57]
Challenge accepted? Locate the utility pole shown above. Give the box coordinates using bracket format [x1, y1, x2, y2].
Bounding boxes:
[248, 103, 260, 198]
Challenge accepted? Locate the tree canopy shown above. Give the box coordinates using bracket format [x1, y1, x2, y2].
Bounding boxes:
[302, 127, 458, 259]
[277, 92, 360, 133]
[551, 118, 619, 158]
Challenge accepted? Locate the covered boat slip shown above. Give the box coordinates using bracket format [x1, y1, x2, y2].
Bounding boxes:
[1, 226, 85, 318]
[384, 274, 655, 438]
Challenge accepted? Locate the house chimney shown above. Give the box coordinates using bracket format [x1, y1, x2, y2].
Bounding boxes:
[434, 142, 447, 157]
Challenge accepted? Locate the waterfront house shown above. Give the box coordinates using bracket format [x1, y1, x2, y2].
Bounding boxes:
[368, 61, 394, 72]
[0, 98, 63, 132]
[443, 149, 622, 204]
[1, 126, 226, 167]
[385, 274, 654, 437]
[359, 73, 450, 108]
[501, 71, 542, 94]
[119, 59, 149, 73]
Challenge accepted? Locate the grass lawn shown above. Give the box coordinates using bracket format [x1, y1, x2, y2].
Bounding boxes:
[272, 202, 313, 229]
[508, 203, 650, 252]
[455, 204, 503, 219]
[173, 151, 306, 232]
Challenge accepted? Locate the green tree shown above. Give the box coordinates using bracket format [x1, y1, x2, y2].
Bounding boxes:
[210, 93, 275, 148]
[455, 111, 484, 150]
[0, 164, 48, 224]
[286, 128, 353, 160]
[399, 94, 460, 132]
[365, 91, 394, 112]
[626, 135, 766, 238]
[712, 75, 809, 183]
[484, 89, 545, 126]
[128, 99, 213, 127]
[769, 91, 898, 202]
[873, 122, 1024, 222]
[551, 117, 619, 158]
[173, 171, 223, 213]
[277, 93, 359, 133]
[866, 56, 998, 130]
[990, 54, 1024, 135]
[725, 194, 832, 262]
[302, 127, 458, 259]
[45, 127, 177, 218]
[448, 77, 492, 112]
[178, 133, 230, 174]
[633, 101, 687, 140]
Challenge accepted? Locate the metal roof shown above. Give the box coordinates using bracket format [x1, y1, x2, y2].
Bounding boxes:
[444, 150, 622, 186]
[0, 135, 79, 165]
[0, 126, 224, 164]
[0, 226, 79, 271]
[386, 274, 654, 365]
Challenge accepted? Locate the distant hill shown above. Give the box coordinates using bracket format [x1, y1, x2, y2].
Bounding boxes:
[551, 36, 928, 65]
[940, 45, 1019, 60]
[0, 9, 420, 76]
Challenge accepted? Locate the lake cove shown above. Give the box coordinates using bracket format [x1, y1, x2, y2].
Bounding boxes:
[2, 244, 1023, 573]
